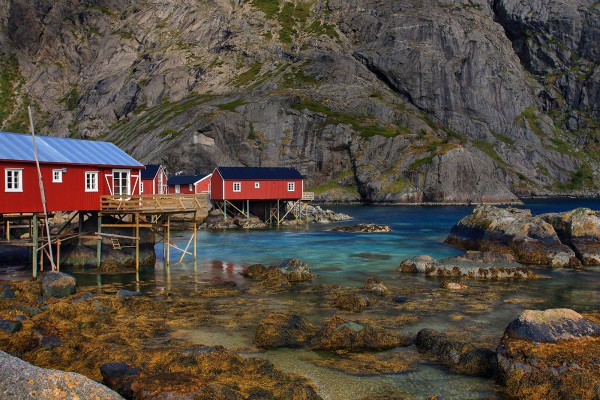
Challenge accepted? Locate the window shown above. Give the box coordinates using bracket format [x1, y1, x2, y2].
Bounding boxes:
[85, 172, 98, 192]
[52, 169, 63, 183]
[233, 182, 241, 192]
[254, 182, 260, 189]
[287, 182, 295, 192]
[175, 184, 180, 194]
[5, 169, 23, 192]
[140, 182, 144, 193]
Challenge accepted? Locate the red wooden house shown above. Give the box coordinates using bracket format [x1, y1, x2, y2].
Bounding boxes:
[140, 164, 167, 195]
[0, 131, 143, 214]
[210, 166, 304, 221]
[167, 174, 211, 194]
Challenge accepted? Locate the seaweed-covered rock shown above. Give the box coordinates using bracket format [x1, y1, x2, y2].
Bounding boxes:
[445, 205, 579, 268]
[440, 281, 467, 290]
[0, 319, 21, 333]
[310, 316, 413, 351]
[100, 363, 141, 399]
[254, 313, 316, 349]
[1, 285, 15, 299]
[363, 277, 389, 296]
[329, 224, 391, 233]
[497, 309, 600, 399]
[116, 289, 143, 297]
[40, 271, 76, 298]
[0, 350, 122, 399]
[332, 293, 370, 312]
[415, 329, 496, 377]
[277, 259, 314, 282]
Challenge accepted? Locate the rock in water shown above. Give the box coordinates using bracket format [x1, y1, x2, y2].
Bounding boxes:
[277, 259, 314, 282]
[503, 308, 600, 342]
[40, 271, 76, 298]
[332, 293, 370, 312]
[0, 350, 123, 399]
[440, 281, 467, 290]
[445, 205, 578, 267]
[310, 316, 413, 350]
[116, 289, 143, 297]
[363, 277, 389, 296]
[0, 320, 21, 333]
[328, 223, 391, 232]
[497, 308, 600, 399]
[398, 255, 436, 273]
[254, 313, 316, 349]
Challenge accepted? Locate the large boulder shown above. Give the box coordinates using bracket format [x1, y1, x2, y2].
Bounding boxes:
[277, 259, 314, 282]
[0, 350, 123, 399]
[445, 205, 579, 267]
[542, 208, 600, 266]
[310, 316, 413, 351]
[398, 255, 435, 273]
[497, 309, 600, 399]
[415, 329, 496, 377]
[254, 313, 316, 349]
[40, 271, 76, 298]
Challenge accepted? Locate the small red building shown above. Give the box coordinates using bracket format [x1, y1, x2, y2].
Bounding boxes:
[211, 167, 303, 201]
[167, 174, 211, 194]
[0, 131, 143, 214]
[140, 164, 167, 195]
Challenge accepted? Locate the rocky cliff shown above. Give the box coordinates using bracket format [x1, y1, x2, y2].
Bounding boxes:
[1, 0, 598, 203]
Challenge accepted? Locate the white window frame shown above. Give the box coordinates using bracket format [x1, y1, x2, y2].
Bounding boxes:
[5, 168, 23, 192]
[175, 184, 180, 194]
[112, 169, 131, 196]
[52, 169, 63, 183]
[254, 182, 260, 189]
[287, 182, 295, 192]
[233, 182, 241, 192]
[85, 171, 99, 192]
[140, 182, 144, 193]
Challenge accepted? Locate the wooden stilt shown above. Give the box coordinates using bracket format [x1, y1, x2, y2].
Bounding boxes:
[5, 221, 9, 241]
[247, 200, 250, 218]
[78, 212, 83, 245]
[166, 214, 171, 266]
[193, 222, 197, 261]
[224, 201, 227, 220]
[135, 213, 140, 275]
[56, 239, 61, 271]
[277, 199, 280, 226]
[97, 215, 102, 268]
[32, 215, 38, 279]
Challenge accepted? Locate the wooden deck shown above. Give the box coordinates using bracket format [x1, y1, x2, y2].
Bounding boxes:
[100, 194, 210, 214]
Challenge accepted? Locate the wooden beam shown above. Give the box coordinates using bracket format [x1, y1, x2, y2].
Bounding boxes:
[135, 213, 139, 275]
[94, 232, 139, 240]
[96, 215, 102, 268]
[101, 223, 153, 228]
[32, 214, 38, 279]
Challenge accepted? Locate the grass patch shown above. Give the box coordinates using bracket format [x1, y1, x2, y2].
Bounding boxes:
[472, 140, 504, 164]
[60, 85, 79, 111]
[251, 0, 280, 19]
[306, 20, 339, 39]
[217, 98, 246, 112]
[231, 62, 263, 86]
[0, 53, 29, 132]
[518, 107, 546, 137]
[556, 164, 595, 191]
[408, 156, 434, 171]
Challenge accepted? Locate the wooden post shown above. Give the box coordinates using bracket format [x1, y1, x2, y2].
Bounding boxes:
[247, 200, 250, 219]
[135, 213, 140, 275]
[56, 239, 61, 271]
[193, 221, 197, 261]
[166, 214, 171, 266]
[96, 214, 102, 268]
[32, 215, 38, 279]
[78, 212, 83, 245]
[277, 199, 280, 226]
[224, 201, 227, 220]
[5, 221, 9, 241]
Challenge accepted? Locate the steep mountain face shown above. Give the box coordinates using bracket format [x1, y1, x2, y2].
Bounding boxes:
[1, 0, 598, 203]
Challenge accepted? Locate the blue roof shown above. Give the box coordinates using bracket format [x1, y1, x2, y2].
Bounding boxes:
[141, 164, 161, 179]
[167, 174, 209, 185]
[216, 166, 303, 180]
[0, 131, 143, 167]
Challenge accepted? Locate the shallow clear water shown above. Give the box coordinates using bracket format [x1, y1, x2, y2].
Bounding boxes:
[30, 199, 600, 399]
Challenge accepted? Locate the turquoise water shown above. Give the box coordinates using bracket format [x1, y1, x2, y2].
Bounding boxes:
[38, 199, 600, 399]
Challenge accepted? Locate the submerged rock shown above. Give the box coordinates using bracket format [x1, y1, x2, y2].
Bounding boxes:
[0, 350, 122, 399]
[254, 313, 316, 349]
[363, 277, 389, 296]
[415, 329, 496, 377]
[1, 285, 15, 299]
[497, 309, 600, 399]
[445, 205, 579, 268]
[277, 258, 314, 282]
[40, 271, 76, 298]
[328, 223, 391, 233]
[440, 281, 467, 290]
[100, 362, 141, 399]
[310, 316, 413, 351]
[0, 320, 21, 333]
[332, 293, 370, 312]
[116, 289, 143, 297]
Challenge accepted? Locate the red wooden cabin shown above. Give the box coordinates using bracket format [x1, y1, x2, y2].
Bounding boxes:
[167, 174, 211, 194]
[140, 164, 167, 195]
[211, 167, 303, 201]
[0, 131, 143, 214]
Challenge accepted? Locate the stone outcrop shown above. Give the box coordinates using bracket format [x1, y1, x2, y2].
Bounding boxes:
[331, 293, 370, 312]
[310, 316, 413, 351]
[398, 251, 537, 279]
[363, 277, 389, 296]
[328, 223, 391, 233]
[277, 258, 314, 282]
[0, 350, 123, 400]
[445, 205, 580, 267]
[497, 308, 600, 399]
[0, 0, 598, 204]
[40, 271, 76, 298]
[541, 208, 600, 266]
[254, 313, 316, 349]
